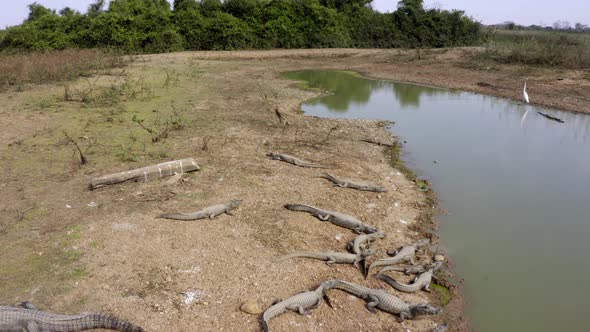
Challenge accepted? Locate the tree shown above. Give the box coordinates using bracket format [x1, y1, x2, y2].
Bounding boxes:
[173, 0, 199, 12]
[26, 3, 55, 22]
[574, 22, 588, 32]
[88, 0, 106, 16]
[199, 0, 223, 17]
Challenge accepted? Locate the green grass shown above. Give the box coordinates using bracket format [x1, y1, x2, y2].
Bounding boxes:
[473, 29, 590, 68]
[431, 282, 452, 306]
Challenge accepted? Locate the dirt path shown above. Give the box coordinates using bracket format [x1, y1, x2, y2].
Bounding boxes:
[6, 47, 583, 331]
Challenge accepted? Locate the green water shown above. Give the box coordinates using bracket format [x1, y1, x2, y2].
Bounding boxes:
[284, 70, 590, 332]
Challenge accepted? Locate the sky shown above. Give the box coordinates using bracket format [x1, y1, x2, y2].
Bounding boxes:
[1, 0, 588, 29]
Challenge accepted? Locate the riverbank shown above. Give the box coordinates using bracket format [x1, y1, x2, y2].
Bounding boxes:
[0, 50, 463, 331]
[188, 48, 590, 115]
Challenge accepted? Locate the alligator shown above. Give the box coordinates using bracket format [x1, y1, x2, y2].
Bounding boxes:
[266, 153, 328, 168]
[537, 112, 565, 123]
[319, 173, 386, 193]
[367, 238, 430, 277]
[378, 260, 443, 275]
[347, 232, 385, 256]
[376, 262, 443, 293]
[325, 279, 440, 321]
[159, 199, 242, 220]
[278, 251, 366, 269]
[284, 204, 379, 234]
[0, 302, 144, 332]
[261, 280, 337, 332]
[378, 264, 428, 275]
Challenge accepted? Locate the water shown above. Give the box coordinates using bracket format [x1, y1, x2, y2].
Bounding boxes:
[284, 70, 590, 332]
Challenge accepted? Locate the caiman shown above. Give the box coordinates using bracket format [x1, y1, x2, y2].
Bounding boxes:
[159, 199, 241, 220]
[284, 204, 378, 234]
[319, 173, 386, 192]
[367, 238, 430, 277]
[266, 153, 328, 168]
[0, 302, 143, 332]
[261, 280, 337, 332]
[376, 262, 443, 293]
[325, 279, 440, 320]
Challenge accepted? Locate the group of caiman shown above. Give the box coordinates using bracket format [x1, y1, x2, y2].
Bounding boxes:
[262, 153, 446, 332]
[1, 152, 445, 332]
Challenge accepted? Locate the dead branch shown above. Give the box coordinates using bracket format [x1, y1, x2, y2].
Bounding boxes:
[64, 131, 88, 165]
[202, 136, 212, 151]
[275, 107, 289, 126]
[319, 126, 339, 145]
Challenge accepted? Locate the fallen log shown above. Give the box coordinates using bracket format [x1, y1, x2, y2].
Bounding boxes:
[90, 158, 200, 190]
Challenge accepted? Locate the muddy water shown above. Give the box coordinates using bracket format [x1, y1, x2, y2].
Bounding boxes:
[284, 70, 590, 332]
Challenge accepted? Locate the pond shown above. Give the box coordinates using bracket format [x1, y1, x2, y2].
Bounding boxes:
[284, 70, 590, 332]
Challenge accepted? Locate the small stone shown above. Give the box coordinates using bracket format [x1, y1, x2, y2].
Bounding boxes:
[434, 255, 445, 262]
[240, 300, 262, 315]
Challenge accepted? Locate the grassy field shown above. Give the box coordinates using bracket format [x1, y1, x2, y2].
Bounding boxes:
[474, 29, 590, 68]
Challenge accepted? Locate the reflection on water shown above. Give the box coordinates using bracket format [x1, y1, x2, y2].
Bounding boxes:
[284, 70, 590, 332]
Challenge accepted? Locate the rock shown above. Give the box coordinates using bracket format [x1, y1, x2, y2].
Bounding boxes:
[240, 299, 262, 315]
[434, 255, 445, 262]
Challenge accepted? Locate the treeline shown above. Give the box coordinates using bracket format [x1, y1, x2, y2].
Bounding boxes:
[0, 0, 480, 53]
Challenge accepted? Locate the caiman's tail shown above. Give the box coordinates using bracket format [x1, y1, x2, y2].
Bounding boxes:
[277, 251, 324, 262]
[283, 204, 316, 213]
[375, 273, 414, 292]
[261, 318, 270, 332]
[365, 259, 390, 279]
[85, 313, 144, 332]
[159, 212, 195, 221]
[318, 173, 338, 182]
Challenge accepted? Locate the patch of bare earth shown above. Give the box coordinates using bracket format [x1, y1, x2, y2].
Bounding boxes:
[8, 47, 587, 331]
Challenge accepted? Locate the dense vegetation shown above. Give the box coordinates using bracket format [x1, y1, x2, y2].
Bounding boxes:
[0, 0, 480, 52]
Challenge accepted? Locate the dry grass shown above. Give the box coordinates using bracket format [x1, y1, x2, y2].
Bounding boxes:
[473, 29, 590, 68]
[0, 49, 129, 91]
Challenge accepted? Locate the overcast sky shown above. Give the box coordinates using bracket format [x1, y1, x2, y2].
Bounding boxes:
[1, 0, 588, 29]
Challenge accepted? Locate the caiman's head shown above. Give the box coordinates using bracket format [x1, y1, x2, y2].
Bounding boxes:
[375, 187, 387, 193]
[410, 303, 441, 317]
[364, 226, 380, 234]
[230, 199, 243, 208]
[415, 238, 431, 248]
[429, 260, 444, 271]
[318, 279, 341, 308]
[318, 279, 339, 292]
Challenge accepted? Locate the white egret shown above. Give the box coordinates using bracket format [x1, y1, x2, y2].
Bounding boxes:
[520, 80, 530, 127]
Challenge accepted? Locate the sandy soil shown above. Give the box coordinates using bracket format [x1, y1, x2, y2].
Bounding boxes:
[5, 47, 585, 332]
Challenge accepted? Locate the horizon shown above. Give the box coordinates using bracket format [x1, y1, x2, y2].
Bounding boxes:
[1, 0, 588, 29]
